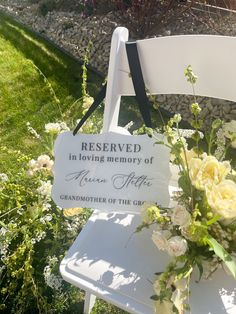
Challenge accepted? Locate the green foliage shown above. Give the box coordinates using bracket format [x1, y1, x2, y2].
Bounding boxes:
[0, 144, 88, 313]
[0, 13, 122, 314]
[205, 236, 236, 279]
[138, 65, 236, 313]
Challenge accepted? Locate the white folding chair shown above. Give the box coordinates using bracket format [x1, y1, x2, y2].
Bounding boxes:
[60, 27, 236, 314]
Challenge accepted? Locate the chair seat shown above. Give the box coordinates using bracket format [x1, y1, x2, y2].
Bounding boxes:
[60, 185, 236, 314]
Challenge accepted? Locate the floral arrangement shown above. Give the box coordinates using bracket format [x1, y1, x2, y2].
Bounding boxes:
[138, 66, 236, 314]
[0, 121, 95, 313]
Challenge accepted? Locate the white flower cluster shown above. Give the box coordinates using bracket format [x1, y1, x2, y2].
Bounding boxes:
[43, 265, 62, 291]
[0, 227, 9, 258]
[45, 122, 69, 135]
[0, 173, 8, 182]
[26, 122, 41, 139]
[64, 216, 81, 236]
[37, 180, 52, 199]
[177, 128, 204, 139]
[40, 214, 52, 224]
[152, 205, 190, 257]
[42, 203, 51, 212]
[43, 256, 62, 291]
[215, 128, 226, 160]
[152, 230, 188, 257]
[31, 231, 46, 245]
[28, 155, 54, 176]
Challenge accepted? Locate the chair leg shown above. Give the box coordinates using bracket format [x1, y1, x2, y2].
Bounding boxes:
[84, 291, 96, 314]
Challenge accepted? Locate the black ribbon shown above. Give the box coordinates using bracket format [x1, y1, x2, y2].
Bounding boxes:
[125, 41, 152, 128]
[73, 84, 107, 135]
[73, 40, 189, 135]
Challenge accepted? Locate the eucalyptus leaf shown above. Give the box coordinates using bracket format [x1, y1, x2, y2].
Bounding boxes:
[178, 175, 191, 197]
[196, 260, 203, 282]
[205, 235, 236, 280]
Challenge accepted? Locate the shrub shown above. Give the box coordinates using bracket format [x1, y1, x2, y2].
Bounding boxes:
[110, 0, 196, 37]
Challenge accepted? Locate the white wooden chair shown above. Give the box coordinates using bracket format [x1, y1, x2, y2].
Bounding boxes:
[60, 27, 236, 314]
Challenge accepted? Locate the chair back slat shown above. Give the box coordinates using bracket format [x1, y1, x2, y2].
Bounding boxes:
[103, 30, 236, 132]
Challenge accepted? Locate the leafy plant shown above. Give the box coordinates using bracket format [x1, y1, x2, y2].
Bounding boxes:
[137, 66, 236, 313]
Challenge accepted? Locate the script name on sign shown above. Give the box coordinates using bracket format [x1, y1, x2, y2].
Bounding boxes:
[52, 132, 171, 212]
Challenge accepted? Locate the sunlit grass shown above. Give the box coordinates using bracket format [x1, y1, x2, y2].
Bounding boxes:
[0, 12, 102, 171]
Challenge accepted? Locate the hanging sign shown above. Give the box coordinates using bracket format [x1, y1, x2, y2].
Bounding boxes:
[51, 131, 171, 213]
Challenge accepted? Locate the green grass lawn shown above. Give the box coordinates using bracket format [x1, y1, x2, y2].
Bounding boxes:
[0, 11, 102, 170]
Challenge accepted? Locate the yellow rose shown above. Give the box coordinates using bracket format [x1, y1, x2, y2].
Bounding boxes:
[189, 155, 231, 190]
[63, 207, 84, 217]
[180, 148, 198, 166]
[206, 180, 236, 219]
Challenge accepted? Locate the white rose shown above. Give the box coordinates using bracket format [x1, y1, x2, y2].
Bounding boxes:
[168, 236, 188, 257]
[171, 205, 191, 227]
[152, 230, 171, 251]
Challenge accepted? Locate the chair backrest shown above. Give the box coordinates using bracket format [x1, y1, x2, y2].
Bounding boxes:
[103, 27, 236, 132]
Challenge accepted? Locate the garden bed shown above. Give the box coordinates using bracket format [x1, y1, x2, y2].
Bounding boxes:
[1, 1, 236, 124]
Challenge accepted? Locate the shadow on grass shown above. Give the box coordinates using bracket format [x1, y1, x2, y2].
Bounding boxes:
[0, 11, 102, 102]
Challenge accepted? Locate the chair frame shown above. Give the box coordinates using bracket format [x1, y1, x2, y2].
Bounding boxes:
[60, 27, 236, 314]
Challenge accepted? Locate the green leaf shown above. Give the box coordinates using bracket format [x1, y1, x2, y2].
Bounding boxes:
[150, 295, 159, 301]
[178, 175, 191, 197]
[205, 235, 236, 279]
[196, 260, 203, 282]
[155, 141, 165, 145]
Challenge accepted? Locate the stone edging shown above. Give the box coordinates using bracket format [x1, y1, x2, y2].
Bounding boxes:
[0, 0, 236, 124]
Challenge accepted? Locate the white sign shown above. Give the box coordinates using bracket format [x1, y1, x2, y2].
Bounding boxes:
[52, 131, 171, 213]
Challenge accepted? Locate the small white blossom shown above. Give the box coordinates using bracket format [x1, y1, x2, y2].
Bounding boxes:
[0, 227, 7, 236]
[168, 236, 188, 257]
[215, 128, 226, 159]
[26, 122, 41, 139]
[40, 214, 52, 224]
[35, 231, 46, 242]
[37, 181, 52, 198]
[0, 173, 8, 182]
[42, 203, 51, 212]
[44, 121, 69, 134]
[43, 264, 62, 291]
[177, 128, 204, 139]
[152, 230, 171, 251]
[171, 205, 191, 227]
[28, 155, 53, 176]
[45, 122, 61, 134]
